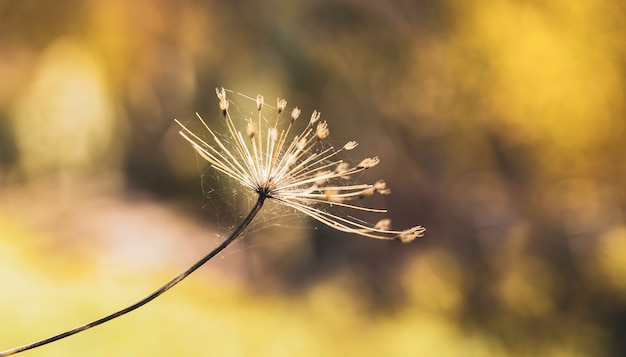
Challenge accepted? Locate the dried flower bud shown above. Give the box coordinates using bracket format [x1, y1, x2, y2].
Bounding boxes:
[291, 107, 301, 122]
[316, 121, 329, 140]
[297, 137, 307, 151]
[247, 122, 256, 138]
[216, 87, 229, 114]
[357, 157, 380, 169]
[324, 188, 342, 202]
[343, 141, 358, 150]
[310, 110, 321, 124]
[398, 226, 426, 243]
[374, 219, 392, 231]
[374, 180, 391, 195]
[315, 170, 331, 185]
[334, 162, 350, 179]
[256, 95, 264, 111]
[277, 98, 287, 114]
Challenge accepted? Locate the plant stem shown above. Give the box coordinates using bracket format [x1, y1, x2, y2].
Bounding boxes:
[0, 195, 266, 356]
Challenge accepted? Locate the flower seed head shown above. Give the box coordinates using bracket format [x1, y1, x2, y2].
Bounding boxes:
[291, 107, 301, 123]
[310, 110, 321, 124]
[247, 121, 256, 138]
[256, 95, 264, 111]
[324, 188, 342, 203]
[315, 170, 331, 185]
[357, 157, 380, 169]
[316, 121, 329, 140]
[343, 141, 358, 150]
[398, 226, 426, 243]
[334, 162, 350, 179]
[277, 98, 287, 114]
[291, 107, 301, 122]
[374, 219, 392, 231]
[297, 137, 307, 151]
[374, 180, 391, 195]
[216, 87, 229, 114]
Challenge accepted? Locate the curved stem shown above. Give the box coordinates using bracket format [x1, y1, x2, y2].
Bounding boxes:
[0, 195, 266, 356]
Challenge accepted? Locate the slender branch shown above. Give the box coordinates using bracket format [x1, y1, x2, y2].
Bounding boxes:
[0, 195, 266, 356]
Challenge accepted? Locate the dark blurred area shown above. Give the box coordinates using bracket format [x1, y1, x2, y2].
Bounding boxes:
[1, 0, 625, 356]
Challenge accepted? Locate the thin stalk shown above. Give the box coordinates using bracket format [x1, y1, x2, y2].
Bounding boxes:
[0, 195, 266, 356]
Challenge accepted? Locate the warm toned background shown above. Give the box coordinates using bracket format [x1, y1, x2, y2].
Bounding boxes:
[1, 1, 625, 356]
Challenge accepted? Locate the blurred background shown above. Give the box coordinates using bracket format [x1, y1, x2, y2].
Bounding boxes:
[0, 0, 625, 356]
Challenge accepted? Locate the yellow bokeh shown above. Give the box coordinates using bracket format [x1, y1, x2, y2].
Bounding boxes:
[11, 38, 116, 176]
[460, 0, 620, 146]
[403, 248, 465, 314]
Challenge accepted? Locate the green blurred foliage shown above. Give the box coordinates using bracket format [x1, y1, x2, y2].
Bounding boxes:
[0, 0, 625, 355]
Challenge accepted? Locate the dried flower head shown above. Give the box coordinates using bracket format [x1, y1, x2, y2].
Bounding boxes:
[175, 88, 424, 242]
